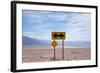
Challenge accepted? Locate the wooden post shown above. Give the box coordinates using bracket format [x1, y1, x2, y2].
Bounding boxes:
[62, 40, 64, 60]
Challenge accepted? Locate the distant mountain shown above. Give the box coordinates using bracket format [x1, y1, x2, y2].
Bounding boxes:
[56, 41, 91, 47]
[22, 36, 91, 48]
[40, 40, 90, 47]
[22, 36, 48, 47]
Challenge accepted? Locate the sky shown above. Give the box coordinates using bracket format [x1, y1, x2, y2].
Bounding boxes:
[22, 10, 91, 41]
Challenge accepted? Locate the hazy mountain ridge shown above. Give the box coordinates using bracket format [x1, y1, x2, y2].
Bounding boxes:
[22, 36, 91, 48]
[22, 36, 48, 46]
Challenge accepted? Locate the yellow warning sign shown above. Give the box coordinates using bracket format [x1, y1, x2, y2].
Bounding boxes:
[52, 32, 65, 40]
[51, 40, 58, 48]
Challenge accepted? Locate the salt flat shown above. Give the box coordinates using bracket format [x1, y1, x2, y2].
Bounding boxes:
[22, 48, 90, 63]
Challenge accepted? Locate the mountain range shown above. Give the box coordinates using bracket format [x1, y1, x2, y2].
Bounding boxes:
[22, 36, 90, 48]
[22, 36, 48, 47]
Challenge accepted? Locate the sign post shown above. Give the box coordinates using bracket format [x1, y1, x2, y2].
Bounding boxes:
[51, 32, 66, 60]
[51, 40, 58, 60]
[62, 40, 64, 60]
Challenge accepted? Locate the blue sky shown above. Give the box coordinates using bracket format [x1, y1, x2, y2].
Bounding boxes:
[22, 10, 91, 41]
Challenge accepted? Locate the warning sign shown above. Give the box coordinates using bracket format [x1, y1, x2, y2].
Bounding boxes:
[52, 32, 65, 40]
[51, 40, 58, 48]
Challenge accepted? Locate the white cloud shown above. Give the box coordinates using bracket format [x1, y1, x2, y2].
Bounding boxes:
[23, 10, 91, 41]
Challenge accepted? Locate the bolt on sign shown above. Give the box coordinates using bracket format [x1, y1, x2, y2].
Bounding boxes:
[52, 32, 66, 40]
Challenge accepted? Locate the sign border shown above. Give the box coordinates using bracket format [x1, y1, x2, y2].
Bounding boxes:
[11, 1, 98, 72]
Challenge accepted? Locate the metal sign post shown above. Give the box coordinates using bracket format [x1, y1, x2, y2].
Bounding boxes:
[62, 40, 64, 60]
[54, 41, 56, 60]
[51, 32, 66, 60]
[51, 40, 58, 60]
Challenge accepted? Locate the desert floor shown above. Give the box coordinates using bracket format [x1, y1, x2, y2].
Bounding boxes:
[22, 48, 91, 63]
